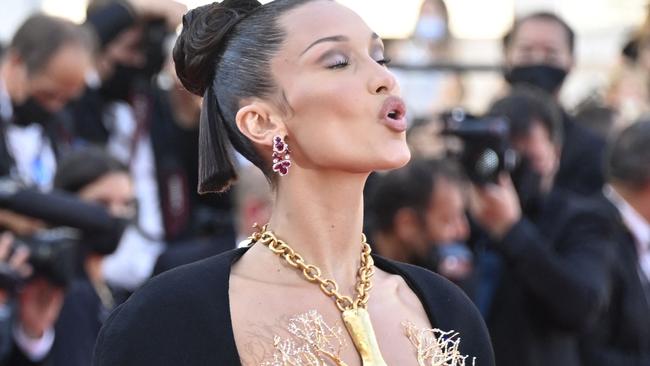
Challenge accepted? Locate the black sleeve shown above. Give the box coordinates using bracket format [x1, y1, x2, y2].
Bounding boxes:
[494, 210, 614, 331]
[2, 345, 48, 366]
[51, 290, 97, 366]
[581, 345, 650, 366]
[93, 255, 241, 366]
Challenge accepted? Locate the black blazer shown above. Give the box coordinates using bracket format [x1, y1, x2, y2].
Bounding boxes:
[555, 113, 605, 197]
[480, 190, 615, 366]
[93, 247, 495, 365]
[1, 347, 46, 366]
[579, 195, 650, 365]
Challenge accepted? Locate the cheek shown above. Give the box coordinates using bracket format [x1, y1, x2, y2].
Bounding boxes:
[285, 80, 409, 171]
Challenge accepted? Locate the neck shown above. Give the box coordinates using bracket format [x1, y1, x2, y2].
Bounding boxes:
[266, 169, 368, 293]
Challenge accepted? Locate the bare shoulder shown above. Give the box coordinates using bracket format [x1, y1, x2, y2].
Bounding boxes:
[374, 267, 424, 309]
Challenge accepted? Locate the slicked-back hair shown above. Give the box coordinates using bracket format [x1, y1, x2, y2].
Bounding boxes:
[173, 0, 324, 193]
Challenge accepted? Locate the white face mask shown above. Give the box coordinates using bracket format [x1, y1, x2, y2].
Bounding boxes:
[414, 15, 447, 42]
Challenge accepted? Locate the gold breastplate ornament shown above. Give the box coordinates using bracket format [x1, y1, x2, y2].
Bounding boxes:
[250, 224, 475, 366]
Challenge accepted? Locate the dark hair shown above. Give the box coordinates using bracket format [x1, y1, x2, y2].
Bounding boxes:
[503, 11, 575, 56]
[605, 120, 650, 189]
[367, 158, 466, 233]
[173, 0, 321, 193]
[54, 147, 129, 194]
[489, 85, 563, 146]
[9, 14, 96, 75]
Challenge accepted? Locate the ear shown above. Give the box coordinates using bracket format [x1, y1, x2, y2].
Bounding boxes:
[235, 99, 286, 148]
[5, 50, 24, 68]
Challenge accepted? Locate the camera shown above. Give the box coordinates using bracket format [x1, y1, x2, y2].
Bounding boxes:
[14, 229, 78, 288]
[440, 108, 518, 184]
[0, 229, 77, 294]
[0, 180, 128, 292]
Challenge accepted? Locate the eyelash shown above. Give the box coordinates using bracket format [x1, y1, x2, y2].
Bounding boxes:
[327, 57, 392, 69]
[328, 58, 350, 69]
[377, 57, 392, 66]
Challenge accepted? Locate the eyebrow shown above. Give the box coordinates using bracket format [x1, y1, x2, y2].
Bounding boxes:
[300, 33, 380, 56]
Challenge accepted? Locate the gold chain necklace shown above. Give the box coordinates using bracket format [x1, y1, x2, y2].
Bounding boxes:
[250, 224, 388, 366]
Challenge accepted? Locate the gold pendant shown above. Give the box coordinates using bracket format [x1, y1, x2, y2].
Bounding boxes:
[341, 308, 388, 366]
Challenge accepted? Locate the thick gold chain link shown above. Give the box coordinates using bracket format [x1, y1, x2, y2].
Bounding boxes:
[250, 224, 375, 312]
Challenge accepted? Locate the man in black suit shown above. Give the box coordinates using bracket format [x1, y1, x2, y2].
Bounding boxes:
[469, 86, 614, 366]
[579, 121, 650, 365]
[0, 15, 94, 366]
[503, 12, 605, 196]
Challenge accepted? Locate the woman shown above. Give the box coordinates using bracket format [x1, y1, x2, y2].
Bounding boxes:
[51, 148, 134, 366]
[93, 1, 494, 365]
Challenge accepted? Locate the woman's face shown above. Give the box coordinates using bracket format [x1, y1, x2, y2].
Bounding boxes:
[78, 172, 135, 219]
[270, 1, 411, 174]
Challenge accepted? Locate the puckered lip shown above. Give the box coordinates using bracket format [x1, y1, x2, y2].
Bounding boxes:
[379, 96, 407, 132]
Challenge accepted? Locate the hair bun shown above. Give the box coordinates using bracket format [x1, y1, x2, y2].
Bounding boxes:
[173, 0, 262, 96]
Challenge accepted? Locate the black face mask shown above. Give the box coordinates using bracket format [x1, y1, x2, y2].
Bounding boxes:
[99, 64, 142, 102]
[81, 217, 129, 256]
[504, 64, 568, 94]
[11, 97, 55, 126]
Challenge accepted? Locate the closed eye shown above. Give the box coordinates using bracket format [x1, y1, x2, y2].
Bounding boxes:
[376, 57, 392, 67]
[328, 58, 350, 69]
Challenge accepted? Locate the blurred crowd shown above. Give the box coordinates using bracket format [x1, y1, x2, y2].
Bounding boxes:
[0, 0, 649, 365]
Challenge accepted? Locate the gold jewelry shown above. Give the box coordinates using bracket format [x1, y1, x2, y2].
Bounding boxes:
[250, 224, 388, 366]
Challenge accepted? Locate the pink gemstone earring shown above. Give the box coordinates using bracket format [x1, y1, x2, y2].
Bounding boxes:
[272, 135, 291, 176]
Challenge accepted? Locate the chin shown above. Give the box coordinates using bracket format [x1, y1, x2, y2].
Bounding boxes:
[376, 144, 411, 171]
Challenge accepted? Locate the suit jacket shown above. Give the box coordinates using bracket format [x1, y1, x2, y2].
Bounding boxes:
[555, 113, 605, 197]
[51, 276, 112, 366]
[94, 248, 495, 365]
[579, 195, 650, 365]
[480, 189, 615, 366]
[2, 347, 46, 366]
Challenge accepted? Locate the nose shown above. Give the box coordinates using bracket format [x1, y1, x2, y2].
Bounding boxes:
[368, 61, 398, 95]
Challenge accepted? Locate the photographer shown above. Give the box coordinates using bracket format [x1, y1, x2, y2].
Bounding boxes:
[578, 120, 650, 365]
[70, 0, 236, 292]
[469, 86, 614, 366]
[0, 14, 94, 188]
[503, 12, 605, 196]
[367, 158, 473, 285]
[0, 14, 96, 239]
[48, 148, 133, 366]
[0, 233, 65, 366]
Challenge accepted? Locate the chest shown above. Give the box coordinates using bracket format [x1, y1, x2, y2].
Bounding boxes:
[229, 280, 432, 366]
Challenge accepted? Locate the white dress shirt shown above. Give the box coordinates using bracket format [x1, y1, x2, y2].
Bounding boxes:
[605, 185, 650, 282]
[0, 79, 56, 190]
